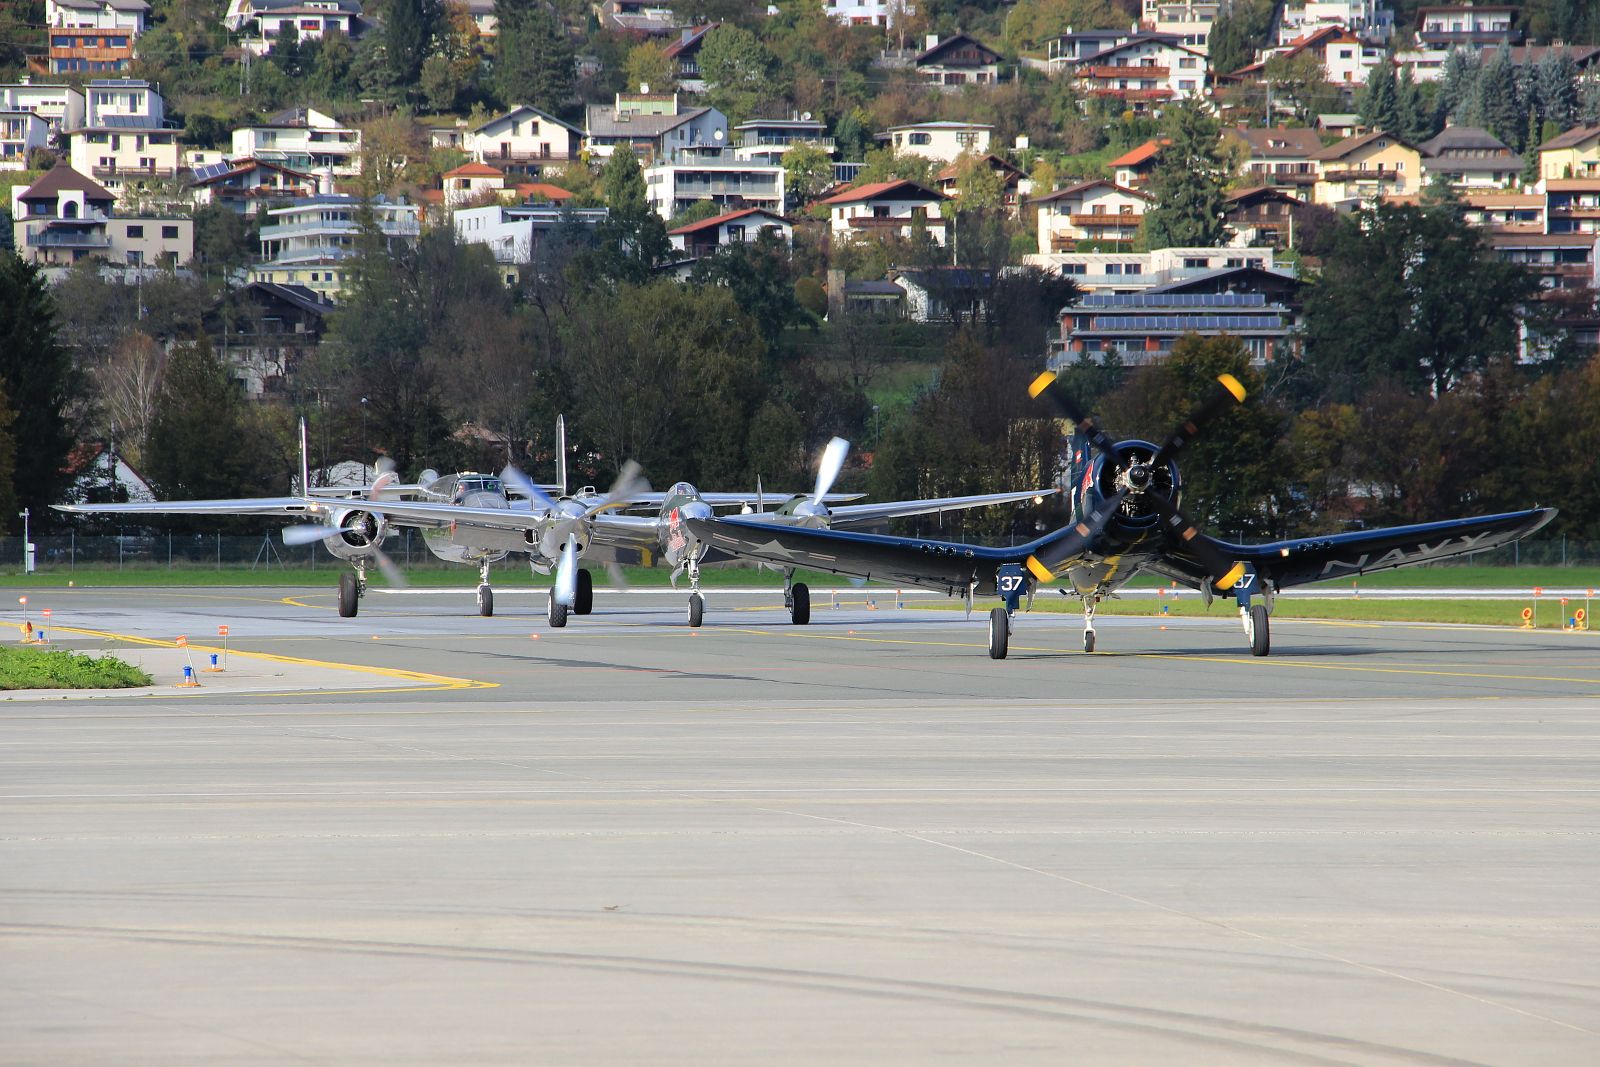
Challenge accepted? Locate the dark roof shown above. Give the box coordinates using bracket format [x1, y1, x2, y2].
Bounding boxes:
[1227, 126, 1325, 158]
[1145, 265, 1302, 296]
[1311, 129, 1418, 160]
[242, 281, 336, 316]
[934, 153, 1026, 183]
[916, 33, 1001, 66]
[1081, 32, 1194, 64]
[17, 162, 115, 202]
[1419, 125, 1513, 155]
[664, 23, 718, 59]
[819, 178, 945, 205]
[1224, 185, 1304, 205]
[844, 280, 906, 296]
[1540, 124, 1600, 151]
[584, 104, 716, 140]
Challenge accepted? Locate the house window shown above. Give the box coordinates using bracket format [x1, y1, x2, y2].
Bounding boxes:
[161, 224, 178, 239]
[956, 131, 976, 146]
[1179, 57, 1196, 68]
[1183, 257, 1206, 268]
[1105, 263, 1122, 275]
[125, 250, 142, 265]
[909, 132, 931, 145]
[727, 225, 745, 241]
[1060, 263, 1087, 275]
[126, 224, 143, 237]
[1125, 263, 1142, 275]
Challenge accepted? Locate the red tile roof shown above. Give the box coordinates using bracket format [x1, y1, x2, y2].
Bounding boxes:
[668, 206, 788, 235]
[444, 161, 506, 179]
[819, 179, 945, 205]
[1109, 139, 1170, 168]
[513, 182, 574, 200]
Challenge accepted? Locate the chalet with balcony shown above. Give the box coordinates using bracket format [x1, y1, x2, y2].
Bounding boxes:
[1490, 231, 1594, 291]
[1226, 25, 1381, 85]
[1068, 33, 1209, 112]
[206, 282, 335, 396]
[645, 148, 785, 219]
[1109, 138, 1169, 188]
[1417, 125, 1520, 188]
[1311, 129, 1421, 206]
[1223, 186, 1309, 247]
[884, 121, 992, 163]
[466, 105, 584, 176]
[0, 111, 51, 170]
[10, 162, 191, 268]
[1045, 27, 1136, 73]
[1416, 2, 1520, 47]
[821, 179, 948, 245]
[663, 23, 717, 91]
[1032, 179, 1150, 251]
[584, 92, 727, 162]
[231, 107, 361, 177]
[1545, 180, 1600, 237]
[1144, 0, 1219, 51]
[46, 0, 148, 75]
[1458, 191, 1546, 233]
[915, 33, 1003, 88]
[224, 0, 365, 55]
[1538, 125, 1600, 182]
[1225, 125, 1324, 191]
[668, 207, 791, 258]
[65, 81, 181, 199]
[187, 157, 317, 214]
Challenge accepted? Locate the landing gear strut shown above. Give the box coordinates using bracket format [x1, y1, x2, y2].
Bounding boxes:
[338, 566, 364, 618]
[476, 560, 494, 617]
[685, 556, 705, 627]
[783, 569, 810, 625]
[1238, 580, 1271, 656]
[1081, 596, 1097, 653]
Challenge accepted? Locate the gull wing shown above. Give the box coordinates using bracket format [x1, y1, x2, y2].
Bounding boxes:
[825, 488, 1056, 526]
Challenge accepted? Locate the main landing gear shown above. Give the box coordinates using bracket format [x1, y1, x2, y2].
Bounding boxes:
[476, 560, 495, 617]
[1237, 580, 1272, 656]
[575, 568, 593, 616]
[783, 569, 810, 625]
[1081, 596, 1098, 653]
[988, 606, 1010, 659]
[338, 564, 366, 618]
[684, 557, 706, 627]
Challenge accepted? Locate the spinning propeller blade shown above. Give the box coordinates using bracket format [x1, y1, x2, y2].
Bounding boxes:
[582, 460, 648, 517]
[370, 544, 408, 588]
[1147, 374, 1247, 469]
[283, 523, 341, 546]
[1029, 371, 1116, 454]
[812, 437, 850, 507]
[1146, 493, 1245, 590]
[1023, 488, 1127, 582]
[501, 463, 560, 512]
[554, 533, 578, 606]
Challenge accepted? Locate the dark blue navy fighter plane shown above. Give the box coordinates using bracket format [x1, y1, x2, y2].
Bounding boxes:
[688, 370, 1556, 659]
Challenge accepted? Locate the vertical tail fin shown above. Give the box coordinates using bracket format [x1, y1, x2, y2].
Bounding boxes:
[556, 414, 568, 499]
[299, 417, 311, 497]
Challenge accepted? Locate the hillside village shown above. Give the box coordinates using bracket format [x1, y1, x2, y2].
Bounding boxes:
[2, 0, 1600, 539]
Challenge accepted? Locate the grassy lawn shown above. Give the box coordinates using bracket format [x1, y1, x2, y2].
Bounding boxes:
[0, 646, 153, 690]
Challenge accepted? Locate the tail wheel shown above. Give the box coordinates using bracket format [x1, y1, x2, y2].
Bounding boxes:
[575, 568, 593, 616]
[790, 582, 810, 625]
[988, 606, 1009, 660]
[548, 589, 568, 628]
[688, 593, 705, 628]
[1250, 604, 1270, 657]
[338, 572, 359, 618]
[477, 584, 494, 618]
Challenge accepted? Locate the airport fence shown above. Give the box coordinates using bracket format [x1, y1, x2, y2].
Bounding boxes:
[2, 533, 1599, 574]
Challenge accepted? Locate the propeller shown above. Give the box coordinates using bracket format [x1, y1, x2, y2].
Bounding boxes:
[1029, 372, 1117, 455]
[1023, 487, 1127, 582]
[1147, 492, 1246, 591]
[501, 462, 560, 512]
[283, 523, 341, 546]
[1146, 373, 1247, 469]
[811, 437, 849, 509]
[553, 532, 578, 607]
[582, 460, 649, 517]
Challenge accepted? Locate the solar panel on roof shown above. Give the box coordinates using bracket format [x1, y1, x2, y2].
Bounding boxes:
[190, 162, 232, 182]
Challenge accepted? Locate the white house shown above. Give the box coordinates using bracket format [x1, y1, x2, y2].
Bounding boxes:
[0, 111, 51, 170]
[732, 117, 834, 165]
[466, 105, 584, 174]
[1023, 245, 1283, 293]
[645, 148, 785, 219]
[1229, 25, 1383, 85]
[453, 203, 609, 282]
[1142, 0, 1219, 51]
[1069, 33, 1210, 111]
[885, 121, 993, 164]
[188, 157, 318, 213]
[584, 92, 727, 162]
[821, 178, 948, 244]
[225, 0, 364, 54]
[231, 107, 361, 177]
[0, 81, 86, 133]
[1278, 0, 1393, 43]
[823, 0, 898, 28]
[66, 80, 181, 198]
[251, 195, 419, 299]
[1418, 125, 1521, 188]
[11, 163, 191, 269]
[914, 33, 1003, 88]
[1032, 180, 1151, 251]
[668, 207, 792, 258]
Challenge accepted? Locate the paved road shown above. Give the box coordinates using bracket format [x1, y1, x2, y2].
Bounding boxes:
[3, 587, 1599, 1064]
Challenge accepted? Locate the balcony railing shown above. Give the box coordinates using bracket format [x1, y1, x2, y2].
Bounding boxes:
[1550, 205, 1600, 218]
[26, 229, 111, 247]
[847, 215, 947, 230]
[1320, 167, 1402, 182]
[1086, 88, 1174, 101]
[1082, 64, 1169, 78]
[477, 150, 578, 165]
[672, 179, 780, 196]
[91, 165, 179, 179]
[1069, 213, 1141, 227]
[736, 134, 836, 150]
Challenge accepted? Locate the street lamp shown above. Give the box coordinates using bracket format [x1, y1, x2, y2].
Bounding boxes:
[19, 508, 30, 574]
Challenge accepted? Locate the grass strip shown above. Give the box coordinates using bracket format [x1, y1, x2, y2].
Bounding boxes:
[1, 646, 153, 690]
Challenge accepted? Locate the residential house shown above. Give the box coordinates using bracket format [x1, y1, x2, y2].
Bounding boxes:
[1032, 180, 1150, 251]
[1316, 112, 1362, 137]
[187, 157, 317, 213]
[465, 105, 584, 176]
[206, 281, 335, 396]
[1489, 231, 1595, 291]
[823, 0, 895, 28]
[825, 269, 906, 318]
[584, 92, 727, 162]
[1045, 27, 1136, 73]
[1458, 191, 1546, 232]
[224, 0, 365, 54]
[0, 81, 86, 134]
[663, 23, 717, 91]
[915, 33, 1003, 88]
[11, 162, 191, 268]
[732, 117, 834, 165]
[1417, 125, 1520, 188]
[1415, 2, 1520, 47]
[231, 107, 361, 177]
[891, 268, 995, 323]
[46, 0, 148, 75]
[885, 121, 992, 163]
[934, 153, 1029, 212]
[597, 0, 675, 35]
[821, 179, 948, 244]
[1053, 288, 1295, 368]
[1545, 180, 1600, 236]
[1277, 0, 1393, 43]
[1311, 129, 1421, 206]
[1023, 245, 1284, 293]
[251, 195, 420, 299]
[668, 207, 791, 258]
[65, 80, 181, 198]
[1539, 125, 1600, 182]
[1069, 33, 1210, 112]
[460, 0, 497, 37]
[1225, 125, 1324, 192]
[1228, 25, 1383, 85]
[0, 110, 51, 170]
[431, 161, 575, 208]
[1223, 186, 1310, 247]
[1109, 138, 1169, 188]
[1142, 0, 1219, 51]
[453, 204, 610, 283]
[645, 147, 785, 219]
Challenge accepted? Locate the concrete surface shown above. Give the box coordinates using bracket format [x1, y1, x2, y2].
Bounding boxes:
[2, 586, 1598, 1064]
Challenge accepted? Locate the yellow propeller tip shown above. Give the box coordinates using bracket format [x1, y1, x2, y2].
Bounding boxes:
[1028, 371, 1058, 399]
[1025, 555, 1055, 583]
[1218, 562, 1247, 590]
[1218, 373, 1246, 403]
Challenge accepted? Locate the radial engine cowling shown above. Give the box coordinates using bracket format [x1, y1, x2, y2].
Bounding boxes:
[1096, 439, 1182, 530]
[320, 508, 390, 560]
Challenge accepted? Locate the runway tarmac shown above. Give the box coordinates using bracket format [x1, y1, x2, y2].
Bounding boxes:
[4, 585, 1599, 1064]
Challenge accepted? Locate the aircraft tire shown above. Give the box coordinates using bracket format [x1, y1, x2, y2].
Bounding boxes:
[1083, 630, 1095, 653]
[478, 584, 494, 618]
[988, 607, 1009, 660]
[548, 589, 568, 628]
[1250, 604, 1270, 657]
[576, 568, 593, 615]
[790, 583, 810, 625]
[338, 572, 359, 618]
[688, 593, 704, 628]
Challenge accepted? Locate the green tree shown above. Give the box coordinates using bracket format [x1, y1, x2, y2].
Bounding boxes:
[1300, 202, 1540, 401]
[783, 142, 835, 208]
[1141, 100, 1229, 249]
[0, 253, 78, 523]
[1474, 46, 1524, 150]
[1436, 48, 1476, 122]
[1396, 66, 1436, 143]
[690, 231, 811, 349]
[1357, 61, 1400, 133]
[1001, 0, 1126, 51]
[143, 338, 272, 498]
[385, 0, 442, 89]
[1536, 48, 1578, 130]
[493, 0, 574, 114]
[192, 203, 260, 283]
[1263, 50, 1333, 125]
[699, 24, 778, 123]
[0, 382, 17, 522]
[1206, 0, 1274, 78]
[623, 40, 673, 93]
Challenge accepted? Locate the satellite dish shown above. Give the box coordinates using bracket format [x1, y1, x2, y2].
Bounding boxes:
[713, 127, 724, 141]
[801, 111, 813, 121]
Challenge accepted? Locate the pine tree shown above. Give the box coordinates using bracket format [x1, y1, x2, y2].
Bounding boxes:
[1141, 100, 1229, 249]
[1537, 48, 1578, 131]
[0, 253, 78, 522]
[384, 0, 441, 89]
[1397, 67, 1434, 143]
[1522, 111, 1543, 184]
[1584, 78, 1600, 126]
[1437, 48, 1476, 121]
[1478, 46, 1523, 150]
[493, 1, 573, 114]
[1358, 62, 1401, 133]
[143, 338, 263, 499]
